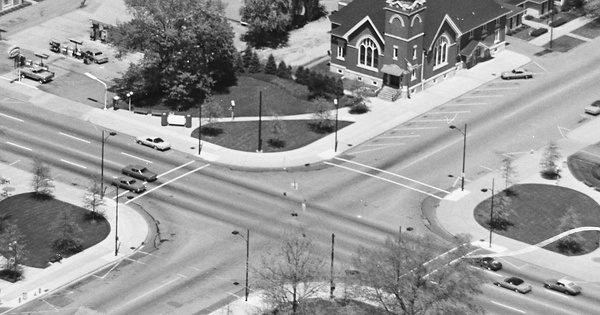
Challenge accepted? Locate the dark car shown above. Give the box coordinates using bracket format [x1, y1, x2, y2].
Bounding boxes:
[122, 165, 157, 182]
[478, 257, 502, 271]
[543, 278, 582, 295]
[112, 176, 146, 193]
[494, 277, 532, 294]
[20, 67, 55, 83]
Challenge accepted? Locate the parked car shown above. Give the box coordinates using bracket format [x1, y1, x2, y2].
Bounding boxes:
[112, 176, 146, 193]
[477, 257, 502, 271]
[501, 68, 532, 80]
[584, 100, 600, 115]
[20, 66, 55, 83]
[85, 49, 108, 64]
[135, 136, 171, 151]
[494, 277, 532, 294]
[543, 278, 582, 295]
[122, 165, 157, 182]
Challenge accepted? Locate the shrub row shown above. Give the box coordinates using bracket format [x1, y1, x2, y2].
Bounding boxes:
[529, 28, 548, 37]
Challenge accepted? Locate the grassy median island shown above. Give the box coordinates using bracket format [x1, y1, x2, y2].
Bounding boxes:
[0, 193, 110, 269]
[474, 184, 600, 256]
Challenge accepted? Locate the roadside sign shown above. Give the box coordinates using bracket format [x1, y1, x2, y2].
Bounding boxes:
[7, 45, 20, 59]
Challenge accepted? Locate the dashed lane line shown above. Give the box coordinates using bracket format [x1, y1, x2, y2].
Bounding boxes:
[121, 152, 153, 164]
[0, 112, 24, 122]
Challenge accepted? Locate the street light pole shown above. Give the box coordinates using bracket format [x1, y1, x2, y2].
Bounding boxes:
[481, 178, 495, 248]
[115, 184, 119, 256]
[258, 91, 263, 152]
[85, 72, 108, 110]
[334, 99, 339, 152]
[449, 124, 467, 191]
[330, 233, 335, 299]
[126, 91, 133, 111]
[100, 131, 117, 198]
[232, 229, 250, 302]
[198, 104, 202, 155]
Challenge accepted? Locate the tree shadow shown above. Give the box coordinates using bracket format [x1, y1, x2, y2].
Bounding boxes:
[489, 218, 514, 231]
[557, 240, 583, 254]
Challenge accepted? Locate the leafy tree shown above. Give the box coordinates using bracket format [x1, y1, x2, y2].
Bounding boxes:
[242, 45, 253, 69]
[309, 98, 334, 133]
[295, 66, 308, 85]
[83, 177, 106, 221]
[585, 0, 600, 17]
[499, 156, 518, 193]
[254, 232, 327, 314]
[556, 207, 585, 254]
[265, 54, 278, 75]
[277, 60, 289, 79]
[347, 87, 372, 114]
[52, 210, 83, 256]
[302, 0, 327, 23]
[31, 158, 54, 198]
[240, 0, 293, 48]
[234, 51, 246, 74]
[249, 52, 262, 73]
[201, 98, 224, 137]
[349, 234, 485, 315]
[540, 141, 561, 179]
[0, 222, 28, 278]
[110, 0, 237, 111]
[286, 65, 294, 80]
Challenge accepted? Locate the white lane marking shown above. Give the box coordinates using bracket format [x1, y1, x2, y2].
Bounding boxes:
[177, 274, 189, 278]
[429, 111, 471, 114]
[533, 60, 547, 73]
[394, 127, 438, 130]
[350, 145, 404, 155]
[336, 157, 450, 194]
[461, 95, 503, 98]
[543, 289, 574, 299]
[6, 141, 32, 151]
[491, 301, 526, 313]
[10, 159, 21, 166]
[380, 135, 420, 139]
[325, 161, 443, 199]
[112, 189, 129, 200]
[125, 164, 210, 204]
[124, 276, 184, 306]
[478, 87, 519, 91]
[411, 119, 448, 122]
[157, 160, 195, 178]
[59, 132, 91, 143]
[0, 112, 24, 122]
[60, 159, 87, 169]
[445, 102, 487, 107]
[121, 152, 153, 164]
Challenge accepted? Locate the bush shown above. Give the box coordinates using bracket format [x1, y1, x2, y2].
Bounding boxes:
[53, 238, 83, 256]
[529, 28, 548, 37]
[549, 18, 567, 27]
[524, 15, 534, 20]
[349, 103, 370, 114]
[0, 269, 23, 283]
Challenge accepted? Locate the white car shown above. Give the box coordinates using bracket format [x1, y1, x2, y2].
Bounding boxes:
[135, 136, 171, 151]
[584, 100, 600, 115]
[501, 68, 532, 80]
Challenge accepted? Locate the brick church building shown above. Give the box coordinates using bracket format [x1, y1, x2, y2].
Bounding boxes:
[329, 0, 514, 101]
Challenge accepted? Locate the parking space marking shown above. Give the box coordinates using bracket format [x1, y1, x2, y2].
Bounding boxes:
[461, 95, 503, 98]
[380, 135, 420, 139]
[350, 144, 405, 155]
[429, 111, 471, 114]
[445, 102, 487, 107]
[121, 152, 153, 164]
[411, 119, 448, 122]
[395, 127, 438, 130]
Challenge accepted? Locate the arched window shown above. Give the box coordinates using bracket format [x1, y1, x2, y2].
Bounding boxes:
[359, 38, 378, 68]
[433, 36, 449, 66]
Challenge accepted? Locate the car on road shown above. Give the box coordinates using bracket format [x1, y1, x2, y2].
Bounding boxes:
[501, 68, 532, 80]
[20, 66, 55, 83]
[494, 277, 532, 294]
[584, 100, 600, 115]
[122, 165, 157, 182]
[135, 136, 171, 151]
[543, 278, 582, 295]
[85, 49, 109, 64]
[112, 176, 146, 193]
[477, 257, 502, 271]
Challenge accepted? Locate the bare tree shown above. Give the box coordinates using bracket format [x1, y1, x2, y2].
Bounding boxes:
[0, 222, 28, 280]
[31, 158, 54, 197]
[349, 234, 485, 315]
[499, 156, 518, 193]
[254, 232, 327, 314]
[268, 112, 287, 148]
[310, 98, 334, 133]
[52, 210, 83, 256]
[540, 141, 561, 179]
[556, 206, 585, 254]
[201, 98, 224, 136]
[83, 176, 106, 221]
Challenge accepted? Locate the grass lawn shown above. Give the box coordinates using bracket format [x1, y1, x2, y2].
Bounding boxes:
[571, 18, 600, 39]
[542, 35, 586, 52]
[474, 184, 600, 256]
[0, 193, 110, 269]
[194, 120, 353, 153]
[508, 25, 535, 42]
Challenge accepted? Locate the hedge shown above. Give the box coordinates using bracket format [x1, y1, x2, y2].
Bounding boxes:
[530, 28, 549, 37]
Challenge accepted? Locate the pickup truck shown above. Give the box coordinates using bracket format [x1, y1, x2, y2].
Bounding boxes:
[85, 49, 109, 64]
[20, 67, 55, 83]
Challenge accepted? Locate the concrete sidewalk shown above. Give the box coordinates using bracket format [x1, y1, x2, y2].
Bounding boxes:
[0, 163, 148, 310]
[524, 16, 594, 46]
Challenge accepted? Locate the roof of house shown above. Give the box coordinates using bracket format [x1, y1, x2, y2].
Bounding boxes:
[330, 0, 511, 50]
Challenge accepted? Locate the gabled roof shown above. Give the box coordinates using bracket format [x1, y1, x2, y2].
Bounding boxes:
[423, 0, 511, 50]
[329, 0, 387, 42]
